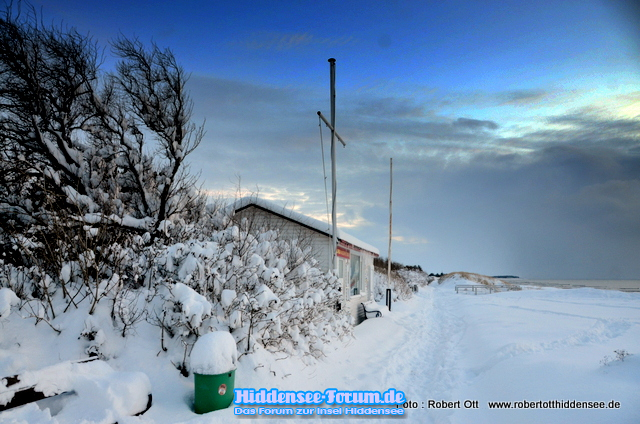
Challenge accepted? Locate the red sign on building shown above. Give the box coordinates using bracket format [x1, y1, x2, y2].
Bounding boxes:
[336, 245, 350, 259]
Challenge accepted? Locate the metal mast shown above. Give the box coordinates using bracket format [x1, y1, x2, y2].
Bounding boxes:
[329, 58, 338, 271]
[317, 59, 346, 271]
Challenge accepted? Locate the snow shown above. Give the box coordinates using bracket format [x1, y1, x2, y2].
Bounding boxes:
[80, 213, 154, 230]
[0, 288, 19, 319]
[178, 254, 201, 281]
[171, 283, 212, 329]
[59, 263, 72, 284]
[1, 276, 639, 423]
[362, 301, 387, 314]
[61, 186, 97, 212]
[11, 235, 41, 251]
[220, 289, 236, 308]
[0, 359, 151, 424]
[119, 215, 154, 230]
[190, 331, 238, 375]
[254, 284, 279, 308]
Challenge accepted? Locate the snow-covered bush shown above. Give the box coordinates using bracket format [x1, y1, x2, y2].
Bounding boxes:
[373, 267, 433, 303]
[0, 204, 353, 375]
[398, 268, 434, 288]
[0, 287, 19, 319]
[600, 349, 631, 366]
[162, 282, 212, 338]
[148, 220, 351, 366]
[80, 316, 108, 358]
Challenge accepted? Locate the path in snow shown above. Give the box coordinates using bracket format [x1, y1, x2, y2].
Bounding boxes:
[192, 286, 465, 424]
[269, 287, 466, 424]
[373, 287, 466, 423]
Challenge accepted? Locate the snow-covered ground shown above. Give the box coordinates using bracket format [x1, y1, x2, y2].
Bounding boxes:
[2, 276, 639, 423]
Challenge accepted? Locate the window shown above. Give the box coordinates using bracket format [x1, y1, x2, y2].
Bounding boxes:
[350, 253, 362, 296]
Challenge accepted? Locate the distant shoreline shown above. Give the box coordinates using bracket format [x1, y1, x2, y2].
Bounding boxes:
[501, 278, 640, 292]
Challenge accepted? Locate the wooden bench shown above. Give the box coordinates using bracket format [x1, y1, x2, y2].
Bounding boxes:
[361, 302, 382, 318]
[356, 301, 383, 325]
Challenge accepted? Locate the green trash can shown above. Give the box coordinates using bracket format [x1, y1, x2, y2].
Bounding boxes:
[194, 369, 236, 414]
[191, 331, 238, 414]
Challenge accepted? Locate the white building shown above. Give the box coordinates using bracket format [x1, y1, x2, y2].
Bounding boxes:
[228, 196, 379, 321]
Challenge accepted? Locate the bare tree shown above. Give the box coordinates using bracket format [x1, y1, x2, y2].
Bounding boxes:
[0, 3, 205, 309]
[0, 3, 204, 232]
[110, 37, 205, 234]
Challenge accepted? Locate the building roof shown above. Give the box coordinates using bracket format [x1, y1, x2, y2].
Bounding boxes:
[227, 196, 380, 256]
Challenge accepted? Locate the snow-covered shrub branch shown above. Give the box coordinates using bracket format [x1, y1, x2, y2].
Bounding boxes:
[373, 265, 434, 303]
[0, 4, 205, 266]
[148, 219, 352, 365]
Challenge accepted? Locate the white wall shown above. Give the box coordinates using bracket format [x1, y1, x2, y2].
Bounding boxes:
[233, 206, 333, 270]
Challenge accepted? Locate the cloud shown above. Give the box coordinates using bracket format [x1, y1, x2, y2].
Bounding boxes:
[205, 185, 314, 205]
[497, 89, 549, 105]
[183, 72, 640, 278]
[187, 73, 324, 156]
[336, 101, 640, 278]
[340, 117, 504, 163]
[233, 31, 357, 51]
[188, 74, 301, 117]
[457, 104, 640, 163]
[453, 117, 499, 131]
[341, 94, 502, 154]
[392, 235, 429, 245]
[569, 179, 640, 233]
[352, 97, 426, 119]
[418, 87, 571, 110]
[515, 109, 640, 153]
[381, 144, 640, 278]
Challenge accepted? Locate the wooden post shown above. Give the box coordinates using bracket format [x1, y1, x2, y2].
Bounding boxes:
[387, 158, 393, 311]
[387, 158, 393, 286]
[386, 288, 392, 312]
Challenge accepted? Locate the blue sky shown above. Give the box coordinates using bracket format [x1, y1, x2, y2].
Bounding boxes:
[27, 0, 640, 278]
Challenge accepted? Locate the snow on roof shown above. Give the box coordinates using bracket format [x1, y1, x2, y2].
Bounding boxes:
[227, 196, 380, 256]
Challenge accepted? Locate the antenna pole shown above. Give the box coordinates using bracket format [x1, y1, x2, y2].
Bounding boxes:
[329, 58, 338, 271]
